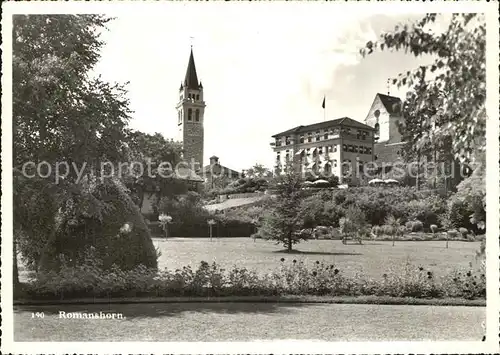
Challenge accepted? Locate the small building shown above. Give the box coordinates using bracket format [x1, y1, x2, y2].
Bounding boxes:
[270, 117, 375, 185]
[203, 156, 241, 188]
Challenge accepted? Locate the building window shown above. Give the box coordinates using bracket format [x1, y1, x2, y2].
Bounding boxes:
[195, 109, 200, 122]
[324, 132, 328, 140]
[374, 123, 380, 136]
[397, 150, 400, 155]
[276, 153, 280, 161]
[300, 135, 304, 143]
[308, 133, 312, 142]
[375, 155, 378, 160]
[367, 147, 372, 155]
[350, 145, 355, 153]
[196, 94, 200, 100]
[318, 147, 323, 155]
[332, 144, 337, 153]
[188, 108, 192, 121]
[343, 144, 347, 151]
[285, 136, 291, 145]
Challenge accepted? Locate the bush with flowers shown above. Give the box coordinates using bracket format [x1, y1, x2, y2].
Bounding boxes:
[21, 251, 486, 301]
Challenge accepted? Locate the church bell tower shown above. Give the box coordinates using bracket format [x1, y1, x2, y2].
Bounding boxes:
[176, 47, 206, 172]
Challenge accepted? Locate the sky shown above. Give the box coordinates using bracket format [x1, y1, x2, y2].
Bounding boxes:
[91, 5, 442, 172]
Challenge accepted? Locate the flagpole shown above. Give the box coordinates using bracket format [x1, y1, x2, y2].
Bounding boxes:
[323, 95, 326, 122]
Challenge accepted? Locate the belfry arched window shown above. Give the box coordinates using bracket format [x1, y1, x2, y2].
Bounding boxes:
[195, 109, 200, 122]
[188, 108, 192, 121]
[374, 123, 380, 136]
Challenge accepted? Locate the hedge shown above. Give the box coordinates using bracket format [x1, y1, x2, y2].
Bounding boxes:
[148, 220, 256, 238]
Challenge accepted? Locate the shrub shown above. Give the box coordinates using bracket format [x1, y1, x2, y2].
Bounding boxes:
[430, 224, 439, 234]
[459, 227, 468, 238]
[405, 195, 447, 228]
[36, 177, 158, 272]
[447, 229, 459, 239]
[411, 220, 424, 232]
[381, 225, 395, 236]
[405, 221, 413, 231]
[372, 225, 382, 238]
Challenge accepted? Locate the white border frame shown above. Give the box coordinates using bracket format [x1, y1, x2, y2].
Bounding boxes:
[2, 1, 498, 353]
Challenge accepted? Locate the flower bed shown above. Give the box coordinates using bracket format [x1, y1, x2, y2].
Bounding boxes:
[21, 258, 485, 301]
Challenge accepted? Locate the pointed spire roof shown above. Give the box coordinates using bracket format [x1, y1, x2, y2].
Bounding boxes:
[184, 48, 200, 90]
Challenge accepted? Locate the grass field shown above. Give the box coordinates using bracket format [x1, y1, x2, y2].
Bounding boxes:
[153, 237, 480, 279]
[14, 302, 485, 341]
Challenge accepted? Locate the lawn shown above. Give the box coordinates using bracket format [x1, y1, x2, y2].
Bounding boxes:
[14, 302, 485, 341]
[153, 237, 480, 279]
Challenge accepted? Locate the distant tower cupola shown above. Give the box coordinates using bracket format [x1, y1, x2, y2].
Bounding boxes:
[175, 46, 206, 172]
[209, 156, 219, 165]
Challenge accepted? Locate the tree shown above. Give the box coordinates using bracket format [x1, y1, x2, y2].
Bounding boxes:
[384, 214, 402, 246]
[245, 163, 273, 179]
[339, 205, 369, 245]
[448, 152, 486, 233]
[361, 13, 486, 166]
[13, 15, 131, 173]
[123, 131, 187, 209]
[13, 15, 157, 274]
[257, 168, 306, 252]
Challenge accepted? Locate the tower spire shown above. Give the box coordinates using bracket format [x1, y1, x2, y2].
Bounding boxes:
[184, 47, 200, 90]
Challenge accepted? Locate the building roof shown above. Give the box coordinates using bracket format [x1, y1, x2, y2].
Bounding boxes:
[183, 48, 201, 90]
[203, 163, 241, 177]
[173, 166, 205, 182]
[272, 117, 375, 138]
[376, 93, 402, 116]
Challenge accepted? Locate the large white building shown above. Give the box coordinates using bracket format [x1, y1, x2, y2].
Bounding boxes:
[271, 117, 376, 184]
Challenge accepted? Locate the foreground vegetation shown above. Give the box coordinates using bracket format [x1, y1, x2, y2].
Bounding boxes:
[19, 248, 485, 301]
